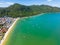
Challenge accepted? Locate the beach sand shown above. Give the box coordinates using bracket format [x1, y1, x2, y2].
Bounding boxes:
[0, 18, 20, 45]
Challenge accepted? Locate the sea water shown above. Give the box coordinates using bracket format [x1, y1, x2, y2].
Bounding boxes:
[3, 13, 60, 45]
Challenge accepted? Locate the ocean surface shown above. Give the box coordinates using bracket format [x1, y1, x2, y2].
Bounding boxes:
[3, 13, 60, 45]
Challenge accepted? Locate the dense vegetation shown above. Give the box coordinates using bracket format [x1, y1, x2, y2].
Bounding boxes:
[0, 3, 60, 17]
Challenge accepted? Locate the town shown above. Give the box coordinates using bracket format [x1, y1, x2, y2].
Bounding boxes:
[0, 16, 16, 42]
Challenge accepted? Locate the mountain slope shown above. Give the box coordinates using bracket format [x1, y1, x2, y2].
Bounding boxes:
[0, 3, 60, 17]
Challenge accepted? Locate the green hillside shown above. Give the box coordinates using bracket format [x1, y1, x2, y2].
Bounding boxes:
[0, 3, 60, 17]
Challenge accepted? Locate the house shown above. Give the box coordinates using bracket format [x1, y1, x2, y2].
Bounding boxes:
[1, 27, 8, 33]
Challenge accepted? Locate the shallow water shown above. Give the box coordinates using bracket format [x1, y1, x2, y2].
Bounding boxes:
[3, 13, 60, 45]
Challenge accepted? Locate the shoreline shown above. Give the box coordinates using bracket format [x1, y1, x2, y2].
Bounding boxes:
[0, 18, 20, 45]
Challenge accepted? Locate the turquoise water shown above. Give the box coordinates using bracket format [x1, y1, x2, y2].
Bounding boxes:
[3, 13, 60, 45]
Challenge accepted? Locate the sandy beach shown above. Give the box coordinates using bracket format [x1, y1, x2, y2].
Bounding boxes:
[0, 18, 20, 45]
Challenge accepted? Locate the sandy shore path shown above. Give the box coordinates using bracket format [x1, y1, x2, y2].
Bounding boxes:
[0, 18, 20, 45]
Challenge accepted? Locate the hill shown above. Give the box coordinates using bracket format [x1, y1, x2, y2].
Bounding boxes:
[0, 3, 60, 17]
